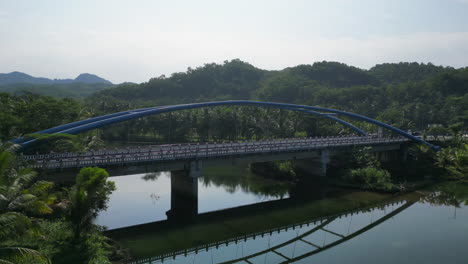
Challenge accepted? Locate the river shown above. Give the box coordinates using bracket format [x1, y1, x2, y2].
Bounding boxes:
[95, 165, 468, 264]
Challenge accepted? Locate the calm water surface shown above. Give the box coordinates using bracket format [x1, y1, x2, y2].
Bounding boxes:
[96, 166, 468, 264]
[95, 166, 290, 229]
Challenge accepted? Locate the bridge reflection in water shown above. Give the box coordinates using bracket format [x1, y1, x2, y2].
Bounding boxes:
[121, 198, 414, 264]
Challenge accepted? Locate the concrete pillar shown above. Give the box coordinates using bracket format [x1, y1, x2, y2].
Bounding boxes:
[320, 150, 330, 177]
[400, 145, 408, 162]
[166, 170, 198, 221]
[294, 150, 330, 177]
[189, 160, 203, 178]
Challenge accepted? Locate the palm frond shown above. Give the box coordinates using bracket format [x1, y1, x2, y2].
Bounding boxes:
[0, 212, 31, 239]
[7, 194, 53, 215]
[30, 200, 53, 215]
[28, 181, 54, 195]
[45, 194, 57, 205]
[7, 194, 37, 211]
[0, 247, 51, 264]
[13, 169, 37, 189]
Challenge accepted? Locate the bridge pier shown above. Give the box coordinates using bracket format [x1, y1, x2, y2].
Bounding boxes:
[294, 150, 330, 177]
[400, 145, 408, 162]
[189, 160, 203, 178]
[166, 169, 199, 221]
[320, 150, 330, 176]
[373, 147, 408, 163]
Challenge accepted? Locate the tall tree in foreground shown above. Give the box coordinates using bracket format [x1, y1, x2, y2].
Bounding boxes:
[0, 149, 51, 264]
[68, 167, 115, 241]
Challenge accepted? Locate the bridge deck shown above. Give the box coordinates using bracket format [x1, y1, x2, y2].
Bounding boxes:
[23, 136, 408, 170]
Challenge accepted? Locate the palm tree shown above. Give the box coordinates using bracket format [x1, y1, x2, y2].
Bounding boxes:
[436, 143, 468, 180]
[0, 149, 52, 264]
[68, 167, 115, 241]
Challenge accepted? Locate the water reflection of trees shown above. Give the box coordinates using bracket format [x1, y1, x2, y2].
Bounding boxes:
[139, 167, 291, 198]
[141, 172, 165, 181]
[200, 166, 291, 198]
[421, 182, 468, 207]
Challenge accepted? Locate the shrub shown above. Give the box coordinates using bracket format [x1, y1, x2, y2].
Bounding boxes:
[435, 143, 468, 180]
[344, 167, 397, 192]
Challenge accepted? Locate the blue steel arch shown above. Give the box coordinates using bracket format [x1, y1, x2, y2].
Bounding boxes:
[10, 105, 167, 143]
[15, 100, 438, 150]
[12, 104, 366, 145]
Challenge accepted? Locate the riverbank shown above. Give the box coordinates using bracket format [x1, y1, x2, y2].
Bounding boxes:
[328, 178, 442, 194]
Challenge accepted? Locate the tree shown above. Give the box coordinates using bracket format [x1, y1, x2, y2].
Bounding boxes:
[436, 143, 468, 180]
[68, 167, 115, 241]
[0, 150, 52, 264]
[346, 167, 396, 192]
[427, 125, 451, 140]
[22, 133, 82, 154]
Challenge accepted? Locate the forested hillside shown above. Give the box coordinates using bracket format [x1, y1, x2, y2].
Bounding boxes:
[96, 59, 267, 104]
[0, 83, 113, 98]
[1, 60, 467, 144]
[368, 62, 451, 84]
[93, 60, 467, 131]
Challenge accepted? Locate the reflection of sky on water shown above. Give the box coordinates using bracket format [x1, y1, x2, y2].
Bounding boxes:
[96, 170, 288, 229]
[296, 202, 468, 264]
[131, 201, 468, 264]
[95, 172, 172, 229]
[198, 179, 288, 214]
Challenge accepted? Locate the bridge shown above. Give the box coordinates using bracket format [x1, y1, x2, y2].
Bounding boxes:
[14, 100, 436, 149]
[14, 101, 425, 261]
[18, 100, 421, 221]
[23, 135, 408, 172]
[17, 100, 436, 177]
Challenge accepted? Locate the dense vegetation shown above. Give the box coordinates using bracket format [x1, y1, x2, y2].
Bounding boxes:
[90, 60, 467, 139]
[0, 93, 83, 142]
[0, 60, 467, 263]
[0, 147, 116, 263]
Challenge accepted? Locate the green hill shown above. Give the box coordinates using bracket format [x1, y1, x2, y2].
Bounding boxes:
[0, 83, 114, 98]
[90, 59, 467, 132]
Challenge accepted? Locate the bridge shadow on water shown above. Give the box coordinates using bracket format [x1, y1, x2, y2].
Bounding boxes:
[105, 172, 418, 264]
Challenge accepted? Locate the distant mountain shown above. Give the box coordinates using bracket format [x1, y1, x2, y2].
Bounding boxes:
[0, 71, 113, 85]
[0, 83, 114, 98]
[0, 71, 53, 85]
[74, 73, 112, 84]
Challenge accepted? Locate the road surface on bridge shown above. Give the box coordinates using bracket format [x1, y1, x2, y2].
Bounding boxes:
[23, 135, 408, 170]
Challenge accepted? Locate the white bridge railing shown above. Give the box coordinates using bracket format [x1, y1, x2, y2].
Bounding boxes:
[22, 136, 408, 170]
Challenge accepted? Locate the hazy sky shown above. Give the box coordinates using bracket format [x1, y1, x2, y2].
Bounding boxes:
[1, 0, 468, 83]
